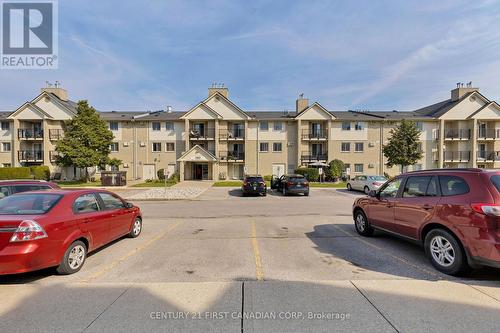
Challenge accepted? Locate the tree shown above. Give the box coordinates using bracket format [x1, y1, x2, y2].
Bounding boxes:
[325, 159, 345, 181]
[383, 119, 423, 173]
[55, 100, 114, 181]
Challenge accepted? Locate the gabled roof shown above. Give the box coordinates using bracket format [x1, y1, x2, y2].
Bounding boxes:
[467, 100, 500, 119]
[204, 91, 252, 119]
[295, 102, 335, 120]
[8, 101, 53, 119]
[413, 91, 492, 119]
[32, 91, 78, 115]
[180, 102, 222, 119]
[177, 145, 217, 162]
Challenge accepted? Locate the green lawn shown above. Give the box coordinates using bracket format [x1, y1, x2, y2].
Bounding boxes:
[308, 182, 347, 188]
[57, 181, 103, 188]
[130, 180, 177, 188]
[213, 181, 243, 187]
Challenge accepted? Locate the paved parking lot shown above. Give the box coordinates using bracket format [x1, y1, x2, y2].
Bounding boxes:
[1, 187, 499, 332]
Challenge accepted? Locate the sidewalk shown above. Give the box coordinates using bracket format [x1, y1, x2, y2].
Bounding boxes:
[1, 280, 498, 332]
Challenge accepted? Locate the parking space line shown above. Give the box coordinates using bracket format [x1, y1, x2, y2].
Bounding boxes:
[331, 224, 443, 279]
[80, 221, 181, 283]
[251, 221, 264, 281]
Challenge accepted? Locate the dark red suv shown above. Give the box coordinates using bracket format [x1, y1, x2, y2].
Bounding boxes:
[0, 180, 60, 199]
[352, 168, 500, 275]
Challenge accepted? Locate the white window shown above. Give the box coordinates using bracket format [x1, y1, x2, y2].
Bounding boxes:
[166, 122, 174, 131]
[259, 142, 269, 152]
[341, 142, 350, 152]
[2, 142, 11, 152]
[354, 122, 364, 130]
[1, 122, 10, 131]
[109, 122, 119, 131]
[260, 122, 269, 131]
[342, 122, 351, 131]
[273, 122, 283, 131]
[152, 142, 162, 152]
[273, 142, 282, 152]
[355, 142, 364, 152]
[152, 122, 161, 131]
[415, 122, 423, 131]
[110, 142, 119, 152]
[354, 164, 364, 173]
[166, 142, 175, 152]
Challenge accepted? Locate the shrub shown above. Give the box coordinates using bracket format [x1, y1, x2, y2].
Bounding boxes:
[0, 167, 32, 180]
[294, 167, 319, 181]
[30, 166, 50, 180]
[263, 175, 273, 181]
[157, 168, 165, 180]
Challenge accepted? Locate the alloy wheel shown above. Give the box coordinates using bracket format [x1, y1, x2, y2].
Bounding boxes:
[355, 213, 366, 232]
[68, 245, 85, 270]
[430, 236, 455, 267]
[133, 219, 142, 236]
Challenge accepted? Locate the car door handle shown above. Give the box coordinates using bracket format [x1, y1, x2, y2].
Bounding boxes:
[422, 204, 433, 210]
[82, 218, 93, 223]
[386, 203, 394, 208]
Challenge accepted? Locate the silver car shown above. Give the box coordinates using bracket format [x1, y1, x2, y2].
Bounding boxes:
[347, 175, 388, 194]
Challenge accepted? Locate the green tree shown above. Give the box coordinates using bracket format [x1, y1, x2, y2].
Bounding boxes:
[329, 159, 345, 181]
[383, 119, 423, 173]
[55, 100, 114, 181]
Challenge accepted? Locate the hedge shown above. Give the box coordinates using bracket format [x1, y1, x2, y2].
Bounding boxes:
[294, 167, 319, 181]
[0, 166, 50, 180]
[0, 167, 32, 180]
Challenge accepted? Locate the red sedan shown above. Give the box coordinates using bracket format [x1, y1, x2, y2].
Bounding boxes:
[0, 189, 142, 275]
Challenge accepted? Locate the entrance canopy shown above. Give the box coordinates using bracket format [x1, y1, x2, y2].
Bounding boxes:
[177, 145, 217, 162]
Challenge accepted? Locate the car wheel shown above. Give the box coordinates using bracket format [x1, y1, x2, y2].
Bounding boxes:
[347, 183, 352, 191]
[304, 191, 309, 196]
[262, 192, 267, 197]
[424, 229, 469, 276]
[354, 210, 374, 236]
[57, 240, 87, 275]
[129, 218, 142, 238]
[364, 186, 370, 195]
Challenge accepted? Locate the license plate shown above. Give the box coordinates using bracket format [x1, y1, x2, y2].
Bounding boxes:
[297, 184, 301, 187]
[253, 187, 256, 190]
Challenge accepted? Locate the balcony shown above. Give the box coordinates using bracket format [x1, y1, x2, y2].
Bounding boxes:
[301, 129, 328, 140]
[444, 129, 471, 140]
[49, 151, 60, 163]
[219, 151, 245, 162]
[18, 150, 43, 162]
[219, 130, 245, 141]
[301, 152, 328, 163]
[189, 128, 215, 140]
[18, 129, 43, 140]
[49, 129, 64, 141]
[444, 151, 470, 162]
[477, 128, 499, 140]
[477, 151, 500, 162]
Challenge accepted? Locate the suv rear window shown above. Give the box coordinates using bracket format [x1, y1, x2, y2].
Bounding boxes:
[12, 185, 51, 194]
[289, 176, 306, 182]
[490, 175, 500, 192]
[439, 176, 469, 196]
[245, 177, 263, 182]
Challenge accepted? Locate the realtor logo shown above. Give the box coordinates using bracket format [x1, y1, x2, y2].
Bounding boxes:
[1, 0, 58, 69]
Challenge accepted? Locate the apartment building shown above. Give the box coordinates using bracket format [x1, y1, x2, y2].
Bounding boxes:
[0, 84, 498, 181]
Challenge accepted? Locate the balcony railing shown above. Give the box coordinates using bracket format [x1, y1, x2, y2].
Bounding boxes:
[49, 129, 64, 141]
[477, 151, 500, 161]
[219, 151, 245, 161]
[444, 129, 471, 140]
[301, 152, 328, 162]
[301, 129, 328, 140]
[219, 130, 245, 140]
[18, 150, 43, 162]
[18, 129, 43, 140]
[477, 128, 500, 140]
[444, 151, 470, 162]
[189, 128, 215, 139]
[49, 151, 60, 163]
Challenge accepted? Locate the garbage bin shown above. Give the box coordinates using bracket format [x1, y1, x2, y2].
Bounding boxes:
[101, 171, 127, 186]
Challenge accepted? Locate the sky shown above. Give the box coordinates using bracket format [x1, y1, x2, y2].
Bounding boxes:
[1, 0, 500, 112]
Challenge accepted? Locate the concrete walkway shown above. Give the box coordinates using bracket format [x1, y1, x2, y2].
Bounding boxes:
[123, 181, 214, 200]
[171, 180, 214, 189]
[0, 280, 498, 332]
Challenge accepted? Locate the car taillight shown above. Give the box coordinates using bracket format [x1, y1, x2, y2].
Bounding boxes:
[259, 182, 266, 186]
[471, 203, 500, 216]
[287, 181, 294, 186]
[373, 182, 382, 186]
[303, 181, 309, 185]
[9, 220, 47, 242]
[243, 181, 248, 186]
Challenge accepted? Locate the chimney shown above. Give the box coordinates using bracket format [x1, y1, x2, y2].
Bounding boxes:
[296, 93, 309, 113]
[41, 81, 68, 101]
[451, 82, 478, 101]
[208, 83, 228, 98]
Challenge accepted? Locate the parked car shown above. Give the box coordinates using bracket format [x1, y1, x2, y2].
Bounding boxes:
[0, 180, 60, 199]
[352, 168, 500, 275]
[271, 174, 310, 196]
[0, 189, 142, 275]
[347, 175, 387, 194]
[241, 175, 267, 196]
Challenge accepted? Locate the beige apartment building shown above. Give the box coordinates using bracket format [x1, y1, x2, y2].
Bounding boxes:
[0, 84, 499, 181]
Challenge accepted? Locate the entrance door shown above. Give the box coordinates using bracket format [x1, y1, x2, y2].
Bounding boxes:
[33, 143, 42, 160]
[193, 164, 210, 180]
[272, 164, 286, 177]
[143, 164, 156, 180]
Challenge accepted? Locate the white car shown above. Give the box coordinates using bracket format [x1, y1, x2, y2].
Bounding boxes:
[347, 175, 388, 194]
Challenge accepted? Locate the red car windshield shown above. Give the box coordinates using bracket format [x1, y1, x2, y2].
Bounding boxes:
[0, 194, 62, 215]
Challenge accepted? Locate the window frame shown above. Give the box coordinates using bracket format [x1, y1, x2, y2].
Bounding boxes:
[165, 122, 174, 131]
[354, 122, 364, 131]
[109, 122, 119, 131]
[341, 142, 351, 152]
[354, 164, 364, 173]
[2, 142, 11, 152]
[378, 177, 403, 199]
[110, 142, 119, 152]
[152, 142, 162, 152]
[272, 142, 282, 152]
[259, 142, 269, 152]
[341, 122, 351, 131]
[259, 122, 269, 131]
[1, 122, 10, 131]
[166, 142, 175, 152]
[273, 122, 283, 132]
[438, 175, 470, 197]
[152, 122, 161, 131]
[354, 142, 364, 152]
[96, 192, 126, 211]
[73, 193, 101, 214]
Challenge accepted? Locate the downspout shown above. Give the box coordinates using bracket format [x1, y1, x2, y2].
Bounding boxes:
[133, 119, 137, 179]
[256, 122, 259, 174]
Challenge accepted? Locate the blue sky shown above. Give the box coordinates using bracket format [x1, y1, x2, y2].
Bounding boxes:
[1, 0, 500, 112]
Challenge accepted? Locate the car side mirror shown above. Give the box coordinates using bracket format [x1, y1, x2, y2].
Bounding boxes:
[125, 202, 134, 209]
[368, 190, 377, 198]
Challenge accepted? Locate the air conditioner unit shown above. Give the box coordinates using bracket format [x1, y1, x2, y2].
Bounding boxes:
[140, 142, 146, 147]
[123, 163, 129, 168]
[368, 163, 375, 168]
[368, 142, 375, 147]
[123, 142, 129, 147]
